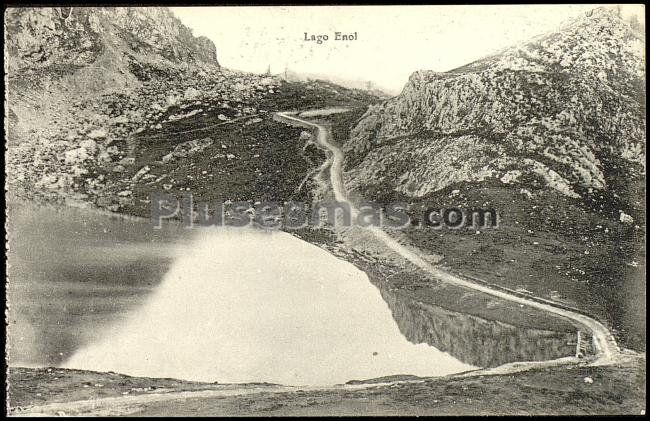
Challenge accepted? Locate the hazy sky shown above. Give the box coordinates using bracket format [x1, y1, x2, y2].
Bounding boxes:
[171, 5, 644, 93]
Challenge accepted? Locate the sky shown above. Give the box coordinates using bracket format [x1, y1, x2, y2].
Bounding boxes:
[171, 5, 644, 94]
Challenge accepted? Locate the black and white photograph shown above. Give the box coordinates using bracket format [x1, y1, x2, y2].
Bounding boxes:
[4, 4, 646, 416]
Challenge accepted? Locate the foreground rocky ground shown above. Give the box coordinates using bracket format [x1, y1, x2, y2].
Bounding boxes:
[8, 354, 645, 416]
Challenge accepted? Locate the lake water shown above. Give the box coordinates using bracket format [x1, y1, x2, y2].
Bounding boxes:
[7, 202, 476, 385]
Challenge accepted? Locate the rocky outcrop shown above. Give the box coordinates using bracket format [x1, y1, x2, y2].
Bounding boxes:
[5, 7, 219, 72]
[161, 137, 214, 163]
[343, 8, 645, 203]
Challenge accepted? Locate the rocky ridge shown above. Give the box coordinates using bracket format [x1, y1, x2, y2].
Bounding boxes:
[344, 8, 645, 207]
[5, 7, 219, 72]
[330, 7, 646, 350]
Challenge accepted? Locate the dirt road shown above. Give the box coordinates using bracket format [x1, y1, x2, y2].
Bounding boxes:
[275, 109, 620, 365]
[12, 109, 624, 416]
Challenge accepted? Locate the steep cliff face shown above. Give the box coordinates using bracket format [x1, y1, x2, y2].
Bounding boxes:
[344, 8, 645, 202]
[5, 7, 219, 72]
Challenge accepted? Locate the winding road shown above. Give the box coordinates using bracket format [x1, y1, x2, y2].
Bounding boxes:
[275, 109, 619, 366]
[12, 108, 623, 417]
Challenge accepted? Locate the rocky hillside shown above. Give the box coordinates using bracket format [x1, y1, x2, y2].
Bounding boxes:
[344, 7, 645, 206]
[5, 7, 379, 209]
[338, 7, 646, 350]
[5, 7, 219, 72]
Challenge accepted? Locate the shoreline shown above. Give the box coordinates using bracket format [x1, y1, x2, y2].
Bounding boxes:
[275, 109, 621, 364]
[8, 353, 645, 416]
[5, 109, 639, 416]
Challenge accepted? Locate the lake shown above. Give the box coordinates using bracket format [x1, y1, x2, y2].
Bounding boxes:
[7, 202, 476, 385]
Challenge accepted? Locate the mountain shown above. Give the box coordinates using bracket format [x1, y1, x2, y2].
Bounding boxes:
[5, 7, 219, 73]
[344, 7, 645, 205]
[337, 7, 646, 350]
[280, 69, 396, 98]
[4, 7, 381, 211]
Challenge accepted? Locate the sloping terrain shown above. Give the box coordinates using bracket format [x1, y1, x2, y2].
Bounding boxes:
[337, 7, 646, 350]
[5, 7, 380, 213]
[8, 356, 645, 416]
[4, 6, 646, 416]
[344, 8, 645, 202]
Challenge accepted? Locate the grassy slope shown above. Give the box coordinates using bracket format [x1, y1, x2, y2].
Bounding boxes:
[100, 113, 324, 218]
[403, 184, 646, 352]
[8, 357, 645, 415]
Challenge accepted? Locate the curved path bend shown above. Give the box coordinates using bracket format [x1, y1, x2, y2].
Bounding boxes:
[11, 108, 623, 417]
[276, 109, 619, 365]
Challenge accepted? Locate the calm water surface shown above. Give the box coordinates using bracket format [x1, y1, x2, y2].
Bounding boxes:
[7, 202, 475, 385]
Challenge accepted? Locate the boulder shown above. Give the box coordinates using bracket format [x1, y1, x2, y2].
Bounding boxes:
[184, 87, 201, 100]
[132, 166, 151, 181]
[500, 170, 521, 184]
[166, 95, 180, 107]
[88, 128, 107, 139]
[64, 148, 89, 165]
[619, 211, 634, 224]
[79, 139, 98, 154]
[36, 174, 59, 190]
[299, 131, 312, 141]
[70, 165, 88, 177]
